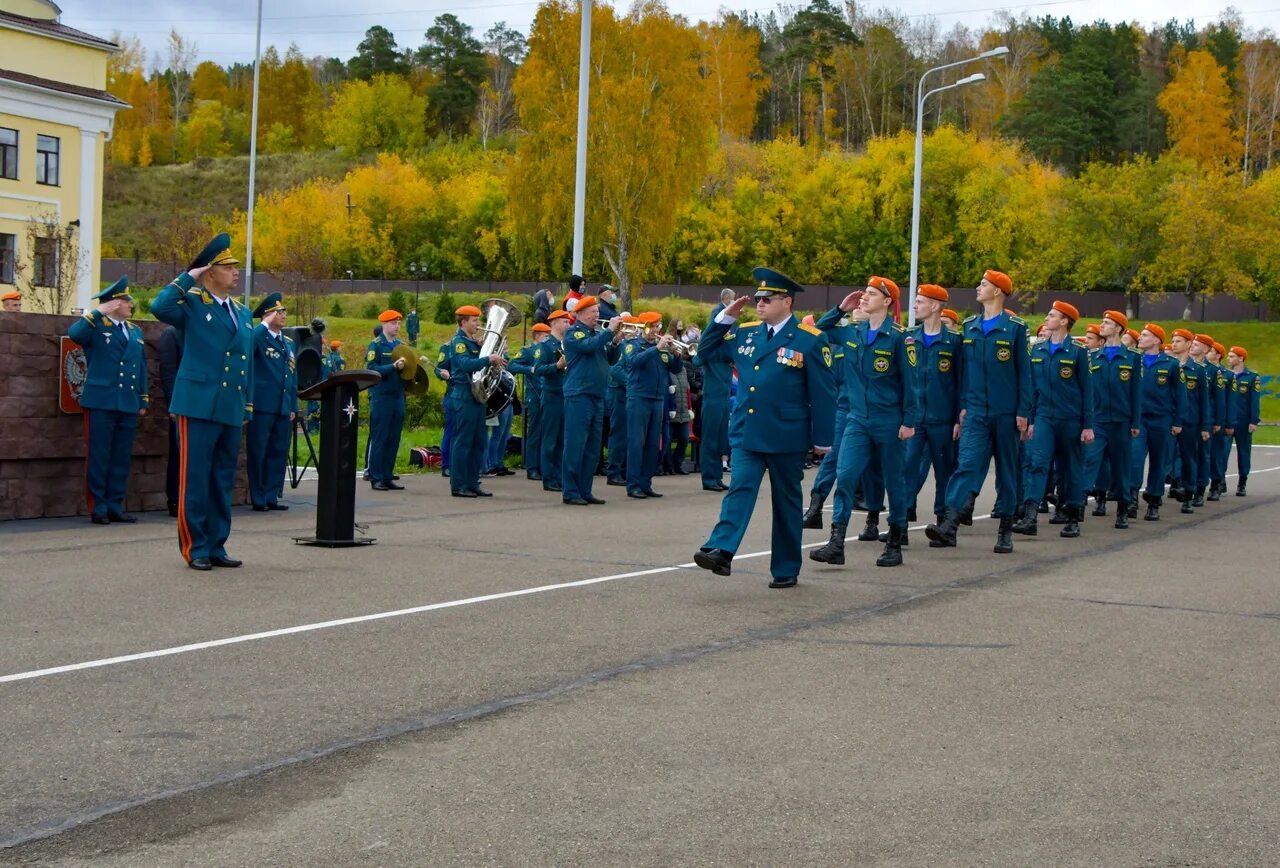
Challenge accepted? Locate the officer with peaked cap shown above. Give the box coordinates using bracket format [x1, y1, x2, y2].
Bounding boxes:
[151, 233, 254, 570]
[694, 267, 836, 588]
[68, 277, 149, 525]
[247, 292, 297, 511]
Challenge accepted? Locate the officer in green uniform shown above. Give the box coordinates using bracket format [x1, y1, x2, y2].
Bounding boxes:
[507, 323, 551, 481]
[1079, 311, 1142, 528]
[1012, 301, 1093, 538]
[68, 277, 149, 525]
[441, 304, 507, 497]
[693, 268, 836, 589]
[1225, 345, 1260, 496]
[1169, 328, 1211, 512]
[905, 284, 963, 530]
[926, 270, 1031, 554]
[365, 311, 409, 491]
[247, 292, 297, 511]
[534, 311, 571, 492]
[624, 311, 683, 498]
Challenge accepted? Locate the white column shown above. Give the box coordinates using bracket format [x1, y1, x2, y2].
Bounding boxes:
[76, 128, 97, 312]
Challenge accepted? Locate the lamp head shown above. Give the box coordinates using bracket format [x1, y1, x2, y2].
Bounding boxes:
[980, 45, 1010, 58]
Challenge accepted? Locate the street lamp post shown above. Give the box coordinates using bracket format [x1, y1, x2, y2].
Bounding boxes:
[907, 46, 1008, 326]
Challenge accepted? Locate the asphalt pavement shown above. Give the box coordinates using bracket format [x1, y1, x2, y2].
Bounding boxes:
[2, 452, 1278, 866]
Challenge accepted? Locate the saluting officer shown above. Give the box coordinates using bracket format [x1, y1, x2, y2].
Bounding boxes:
[624, 311, 683, 499]
[1130, 324, 1183, 521]
[366, 310, 409, 491]
[508, 323, 551, 481]
[810, 276, 920, 568]
[151, 233, 253, 571]
[1011, 301, 1093, 538]
[926, 270, 1031, 554]
[1225, 346, 1260, 496]
[68, 277, 149, 525]
[905, 284, 963, 531]
[560, 295, 624, 506]
[246, 293, 297, 511]
[1169, 328, 1211, 512]
[693, 267, 836, 589]
[441, 304, 507, 497]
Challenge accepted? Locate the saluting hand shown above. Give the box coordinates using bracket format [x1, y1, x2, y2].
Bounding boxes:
[723, 295, 752, 319]
[187, 264, 212, 281]
[838, 290, 863, 312]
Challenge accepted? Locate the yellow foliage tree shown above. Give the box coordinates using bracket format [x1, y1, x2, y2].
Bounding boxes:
[1158, 49, 1244, 168]
[324, 75, 428, 156]
[696, 14, 769, 140]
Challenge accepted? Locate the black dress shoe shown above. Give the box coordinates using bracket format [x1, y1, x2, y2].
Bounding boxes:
[392, 474, 401, 480]
[91, 514, 110, 525]
[563, 497, 589, 505]
[607, 477, 626, 486]
[543, 483, 563, 492]
[584, 495, 606, 505]
[252, 504, 270, 511]
[269, 503, 289, 511]
[189, 558, 213, 571]
[693, 548, 732, 576]
[627, 489, 648, 498]
[371, 482, 391, 491]
[452, 490, 478, 498]
[471, 487, 493, 497]
[702, 482, 728, 492]
[385, 481, 405, 490]
[642, 489, 663, 498]
[107, 512, 137, 523]
[768, 576, 798, 589]
[210, 555, 242, 568]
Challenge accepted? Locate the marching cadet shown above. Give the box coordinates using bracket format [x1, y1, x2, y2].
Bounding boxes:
[1079, 311, 1141, 528]
[1, 290, 21, 312]
[1169, 328, 1211, 513]
[926, 270, 1031, 554]
[810, 276, 920, 568]
[604, 318, 633, 486]
[1083, 324, 1103, 352]
[246, 293, 297, 511]
[560, 296, 624, 505]
[693, 267, 836, 588]
[151, 233, 253, 571]
[940, 308, 962, 331]
[1207, 341, 1231, 498]
[802, 306, 855, 530]
[441, 304, 507, 497]
[1122, 328, 1140, 349]
[68, 277, 149, 525]
[534, 310, 571, 492]
[905, 284, 963, 533]
[366, 311, 409, 491]
[508, 323, 551, 481]
[1011, 301, 1093, 539]
[1130, 323, 1183, 521]
[624, 311, 682, 499]
[1225, 346, 1260, 496]
[1192, 336, 1227, 501]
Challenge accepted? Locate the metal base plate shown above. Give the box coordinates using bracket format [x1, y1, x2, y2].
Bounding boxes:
[292, 537, 377, 548]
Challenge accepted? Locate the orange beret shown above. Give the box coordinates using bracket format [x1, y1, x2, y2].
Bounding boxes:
[1051, 300, 1080, 322]
[917, 283, 949, 303]
[1085, 324, 1102, 337]
[1102, 310, 1128, 330]
[1126, 328, 1141, 343]
[532, 323, 551, 333]
[329, 340, 342, 349]
[1171, 328, 1194, 342]
[575, 295, 598, 312]
[547, 310, 571, 321]
[1230, 345, 1247, 360]
[1212, 341, 1226, 356]
[983, 270, 1012, 294]
[455, 305, 482, 317]
[867, 276, 900, 303]
[637, 311, 662, 325]
[1193, 333, 1214, 347]
[1143, 323, 1166, 344]
[941, 309, 961, 323]
[1162, 344, 1172, 351]
[1, 291, 19, 301]
[378, 309, 403, 323]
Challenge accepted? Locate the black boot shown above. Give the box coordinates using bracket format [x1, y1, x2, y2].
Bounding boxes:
[1011, 500, 1039, 536]
[876, 525, 905, 567]
[810, 523, 847, 565]
[1114, 504, 1129, 529]
[1126, 497, 1138, 519]
[1038, 499, 1050, 514]
[1207, 481, 1221, 501]
[1092, 493, 1107, 517]
[1048, 504, 1068, 525]
[1181, 497, 1194, 514]
[1060, 504, 1081, 538]
[878, 527, 910, 547]
[1191, 486, 1206, 507]
[1236, 476, 1247, 496]
[802, 493, 825, 530]
[1143, 492, 1161, 521]
[857, 511, 881, 542]
[959, 493, 976, 526]
[994, 516, 1014, 553]
[926, 509, 959, 548]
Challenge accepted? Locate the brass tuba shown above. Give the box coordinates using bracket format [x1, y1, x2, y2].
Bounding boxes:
[469, 298, 522, 406]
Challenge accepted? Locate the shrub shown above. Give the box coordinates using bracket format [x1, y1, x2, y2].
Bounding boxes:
[433, 289, 457, 324]
[328, 298, 344, 317]
[361, 299, 380, 319]
[387, 289, 408, 316]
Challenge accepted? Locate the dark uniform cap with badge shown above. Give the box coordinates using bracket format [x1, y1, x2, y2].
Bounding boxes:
[252, 292, 286, 319]
[751, 266, 804, 299]
[188, 232, 240, 270]
[93, 276, 132, 303]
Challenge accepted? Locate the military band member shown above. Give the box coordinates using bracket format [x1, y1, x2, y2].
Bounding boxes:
[68, 277, 149, 525]
[694, 267, 836, 589]
[926, 270, 1031, 554]
[905, 284, 963, 530]
[560, 296, 624, 505]
[1129, 324, 1183, 521]
[151, 233, 252, 571]
[246, 293, 297, 511]
[508, 323, 551, 481]
[535, 311, 571, 491]
[366, 311, 409, 491]
[810, 276, 920, 568]
[1169, 328, 1210, 512]
[604, 318, 633, 486]
[442, 304, 507, 497]
[1011, 301, 1093, 538]
[1225, 346, 1260, 496]
[625, 311, 682, 498]
[1079, 311, 1141, 528]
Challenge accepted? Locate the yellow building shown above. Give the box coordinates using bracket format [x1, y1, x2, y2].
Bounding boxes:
[0, 0, 124, 312]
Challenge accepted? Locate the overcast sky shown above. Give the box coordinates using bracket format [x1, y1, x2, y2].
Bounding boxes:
[57, 0, 1280, 68]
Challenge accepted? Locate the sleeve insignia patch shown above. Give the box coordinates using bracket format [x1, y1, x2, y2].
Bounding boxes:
[822, 346, 832, 368]
[906, 344, 918, 367]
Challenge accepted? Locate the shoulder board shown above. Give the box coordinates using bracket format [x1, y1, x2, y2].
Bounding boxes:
[283, 335, 294, 343]
[185, 288, 204, 298]
[963, 314, 978, 324]
[737, 321, 763, 330]
[798, 323, 821, 336]
[888, 321, 904, 332]
[1008, 315, 1027, 326]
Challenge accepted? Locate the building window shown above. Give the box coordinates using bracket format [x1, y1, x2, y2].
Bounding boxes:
[36, 135, 60, 186]
[0, 128, 17, 180]
[33, 236, 58, 287]
[0, 234, 14, 284]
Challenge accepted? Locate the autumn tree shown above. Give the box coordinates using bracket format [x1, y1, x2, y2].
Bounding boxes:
[418, 14, 488, 136]
[325, 75, 428, 156]
[696, 14, 769, 139]
[1158, 49, 1244, 167]
[476, 22, 527, 148]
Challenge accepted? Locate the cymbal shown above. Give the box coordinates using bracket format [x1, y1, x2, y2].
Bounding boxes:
[391, 344, 419, 381]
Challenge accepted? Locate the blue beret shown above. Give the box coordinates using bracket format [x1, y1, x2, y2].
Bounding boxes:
[93, 276, 131, 302]
[253, 292, 285, 319]
[751, 266, 804, 298]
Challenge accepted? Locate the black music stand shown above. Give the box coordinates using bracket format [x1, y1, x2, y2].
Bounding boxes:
[294, 369, 381, 547]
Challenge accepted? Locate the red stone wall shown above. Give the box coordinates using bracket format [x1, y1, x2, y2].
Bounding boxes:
[0, 311, 247, 521]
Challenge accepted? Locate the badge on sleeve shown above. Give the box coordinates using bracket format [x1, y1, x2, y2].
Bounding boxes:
[625, 343, 634, 354]
[455, 342, 466, 353]
[366, 350, 376, 362]
[822, 346, 832, 367]
[574, 331, 585, 339]
[906, 343, 917, 367]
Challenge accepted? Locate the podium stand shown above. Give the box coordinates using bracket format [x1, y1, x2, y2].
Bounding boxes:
[295, 369, 381, 547]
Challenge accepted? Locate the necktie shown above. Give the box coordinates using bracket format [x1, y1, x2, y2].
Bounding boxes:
[119, 322, 128, 343]
[223, 301, 236, 330]
[767, 326, 775, 341]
